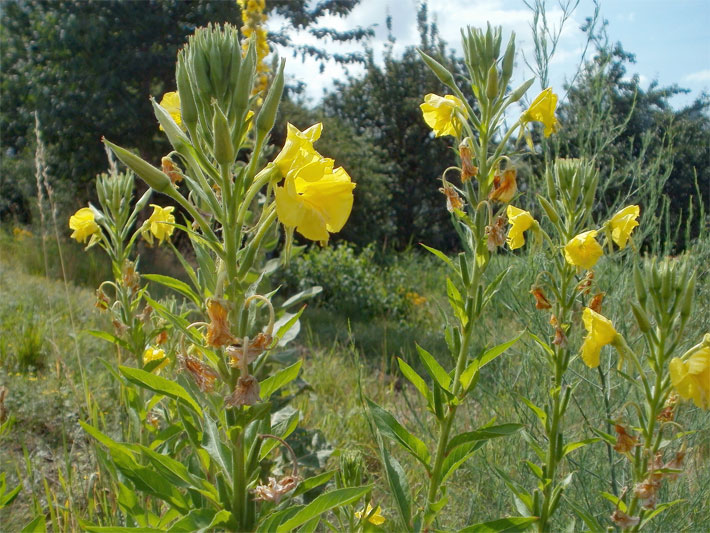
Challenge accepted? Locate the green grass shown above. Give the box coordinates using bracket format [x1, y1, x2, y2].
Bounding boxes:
[1, 233, 709, 531]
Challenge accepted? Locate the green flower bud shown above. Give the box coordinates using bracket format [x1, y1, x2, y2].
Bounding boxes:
[255, 59, 285, 139]
[176, 54, 198, 130]
[509, 78, 534, 103]
[486, 63, 499, 101]
[537, 194, 559, 223]
[103, 139, 172, 194]
[501, 34, 515, 84]
[633, 262, 647, 308]
[583, 172, 599, 210]
[631, 302, 652, 333]
[212, 103, 234, 166]
[545, 167, 557, 202]
[419, 50, 456, 90]
[680, 272, 695, 320]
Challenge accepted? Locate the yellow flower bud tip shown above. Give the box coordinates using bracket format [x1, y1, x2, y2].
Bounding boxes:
[580, 307, 617, 368]
[145, 204, 176, 244]
[670, 347, 710, 409]
[505, 205, 534, 250]
[609, 205, 640, 249]
[158, 91, 184, 131]
[355, 503, 386, 526]
[420, 93, 468, 137]
[69, 207, 100, 243]
[564, 230, 603, 269]
[522, 87, 559, 137]
[143, 346, 168, 373]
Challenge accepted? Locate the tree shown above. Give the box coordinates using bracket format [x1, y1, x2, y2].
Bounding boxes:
[322, 5, 467, 250]
[0, 0, 371, 221]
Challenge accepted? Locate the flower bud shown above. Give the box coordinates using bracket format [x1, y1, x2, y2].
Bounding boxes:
[103, 140, 172, 193]
[212, 103, 234, 166]
[679, 272, 695, 320]
[419, 50, 456, 89]
[509, 78, 534, 103]
[486, 63, 499, 100]
[255, 59, 285, 139]
[631, 302, 652, 333]
[501, 34, 515, 84]
[176, 54, 198, 130]
[545, 167, 557, 202]
[537, 194, 559, 223]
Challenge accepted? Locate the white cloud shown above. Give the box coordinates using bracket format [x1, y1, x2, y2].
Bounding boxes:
[684, 69, 710, 83]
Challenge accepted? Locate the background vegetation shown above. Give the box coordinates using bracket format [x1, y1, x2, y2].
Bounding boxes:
[1, 0, 708, 530]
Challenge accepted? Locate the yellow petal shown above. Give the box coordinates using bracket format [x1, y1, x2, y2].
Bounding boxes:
[564, 230, 603, 269]
[610, 205, 640, 249]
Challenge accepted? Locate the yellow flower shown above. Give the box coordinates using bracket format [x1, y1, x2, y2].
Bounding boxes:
[609, 205, 640, 249]
[145, 204, 175, 244]
[420, 94, 468, 137]
[564, 230, 603, 269]
[506, 205, 534, 250]
[159, 92, 184, 130]
[522, 88, 559, 137]
[273, 123, 323, 178]
[355, 503, 385, 526]
[275, 164, 356, 242]
[580, 307, 618, 368]
[69, 207, 99, 243]
[669, 347, 710, 409]
[143, 346, 168, 374]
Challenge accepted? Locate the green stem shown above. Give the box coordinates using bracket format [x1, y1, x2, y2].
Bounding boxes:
[232, 426, 246, 531]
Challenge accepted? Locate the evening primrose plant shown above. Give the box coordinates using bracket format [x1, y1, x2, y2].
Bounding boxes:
[362, 25, 556, 531]
[69, 23, 365, 532]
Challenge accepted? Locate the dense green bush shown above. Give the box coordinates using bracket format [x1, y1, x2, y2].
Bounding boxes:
[275, 243, 412, 320]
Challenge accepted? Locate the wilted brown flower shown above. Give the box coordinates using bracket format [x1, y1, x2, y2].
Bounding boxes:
[488, 168, 517, 203]
[485, 216, 507, 251]
[663, 448, 686, 481]
[613, 423, 638, 454]
[657, 393, 678, 423]
[155, 330, 168, 345]
[549, 315, 558, 327]
[459, 142, 478, 183]
[439, 184, 465, 212]
[161, 156, 183, 184]
[122, 261, 140, 292]
[610, 509, 640, 529]
[252, 475, 300, 504]
[530, 287, 552, 309]
[552, 327, 567, 348]
[112, 319, 128, 335]
[634, 477, 661, 509]
[576, 271, 594, 294]
[206, 299, 236, 348]
[178, 353, 219, 393]
[137, 304, 153, 323]
[95, 288, 110, 311]
[146, 411, 160, 429]
[589, 292, 605, 314]
[227, 333, 272, 367]
[225, 375, 261, 408]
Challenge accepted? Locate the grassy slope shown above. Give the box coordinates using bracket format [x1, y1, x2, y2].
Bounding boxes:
[1, 233, 709, 531]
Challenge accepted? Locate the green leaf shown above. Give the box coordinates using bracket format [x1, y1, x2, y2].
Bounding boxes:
[83, 528, 164, 533]
[415, 344, 451, 393]
[561, 438, 599, 458]
[519, 396, 547, 427]
[639, 499, 684, 528]
[202, 414, 232, 483]
[0, 474, 21, 508]
[565, 497, 603, 532]
[281, 286, 323, 309]
[260, 360, 302, 399]
[292, 470, 338, 497]
[524, 460, 544, 480]
[459, 516, 538, 533]
[376, 433, 411, 528]
[420, 244, 457, 272]
[481, 266, 512, 308]
[447, 424, 523, 454]
[440, 441, 485, 485]
[260, 407, 300, 459]
[446, 278, 468, 327]
[120, 366, 202, 416]
[274, 307, 304, 347]
[460, 333, 523, 390]
[275, 486, 371, 533]
[143, 274, 201, 307]
[167, 509, 232, 532]
[366, 398, 430, 467]
[528, 332, 554, 357]
[599, 491, 625, 512]
[256, 508, 302, 533]
[494, 467, 533, 516]
[85, 329, 131, 351]
[397, 357, 432, 408]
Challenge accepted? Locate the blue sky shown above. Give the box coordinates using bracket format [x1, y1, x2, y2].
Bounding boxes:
[267, 0, 710, 109]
